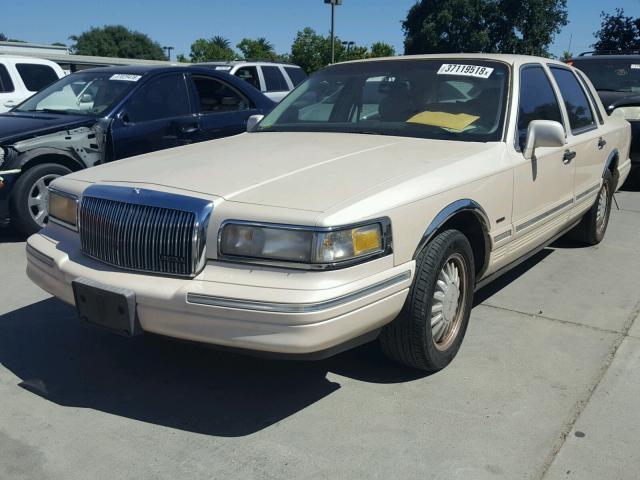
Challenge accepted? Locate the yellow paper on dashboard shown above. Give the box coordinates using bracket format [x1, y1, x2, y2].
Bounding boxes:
[406, 111, 479, 131]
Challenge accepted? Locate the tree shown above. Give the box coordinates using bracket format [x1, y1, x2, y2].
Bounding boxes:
[52, 42, 67, 47]
[189, 36, 237, 62]
[369, 41, 396, 58]
[402, 0, 567, 57]
[176, 53, 190, 63]
[70, 25, 165, 60]
[0, 33, 6, 41]
[559, 50, 573, 62]
[291, 28, 334, 73]
[593, 8, 640, 53]
[237, 37, 277, 60]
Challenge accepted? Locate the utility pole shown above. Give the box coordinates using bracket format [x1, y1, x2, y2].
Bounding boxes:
[324, 0, 342, 64]
[163, 46, 174, 61]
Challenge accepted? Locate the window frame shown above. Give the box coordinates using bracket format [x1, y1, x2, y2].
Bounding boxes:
[122, 72, 192, 124]
[189, 73, 253, 116]
[0, 63, 15, 93]
[547, 64, 598, 136]
[514, 63, 567, 152]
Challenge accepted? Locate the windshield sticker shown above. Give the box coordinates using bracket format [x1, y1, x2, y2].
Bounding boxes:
[437, 64, 494, 78]
[407, 111, 480, 131]
[631, 64, 640, 70]
[109, 74, 142, 82]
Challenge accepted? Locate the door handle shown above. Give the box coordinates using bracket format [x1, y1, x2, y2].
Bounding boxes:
[597, 137, 607, 150]
[563, 150, 576, 164]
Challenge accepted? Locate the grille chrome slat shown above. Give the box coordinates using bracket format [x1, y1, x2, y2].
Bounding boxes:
[78, 186, 213, 278]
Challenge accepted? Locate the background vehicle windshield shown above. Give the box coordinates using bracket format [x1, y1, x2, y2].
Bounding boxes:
[257, 59, 509, 142]
[572, 59, 640, 93]
[15, 71, 141, 116]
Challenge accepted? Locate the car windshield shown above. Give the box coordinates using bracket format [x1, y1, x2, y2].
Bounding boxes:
[14, 71, 142, 116]
[256, 59, 509, 142]
[572, 59, 640, 93]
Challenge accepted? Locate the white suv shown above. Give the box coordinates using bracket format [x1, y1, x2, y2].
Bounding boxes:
[0, 56, 66, 112]
[198, 61, 307, 102]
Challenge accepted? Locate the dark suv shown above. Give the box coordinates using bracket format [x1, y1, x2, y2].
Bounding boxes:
[0, 65, 274, 235]
[570, 53, 640, 181]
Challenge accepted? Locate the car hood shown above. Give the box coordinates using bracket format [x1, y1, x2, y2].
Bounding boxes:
[0, 112, 96, 144]
[71, 132, 503, 212]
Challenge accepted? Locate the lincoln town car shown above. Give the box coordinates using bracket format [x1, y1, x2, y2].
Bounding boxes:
[26, 54, 631, 371]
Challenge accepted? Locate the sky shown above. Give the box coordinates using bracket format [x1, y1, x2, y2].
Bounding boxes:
[2, 0, 640, 59]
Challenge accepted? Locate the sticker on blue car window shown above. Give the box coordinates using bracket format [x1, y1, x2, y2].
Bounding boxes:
[109, 74, 142, 82]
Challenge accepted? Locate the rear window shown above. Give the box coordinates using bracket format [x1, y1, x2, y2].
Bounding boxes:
[284, 67, 307, 87]
[0, 64, 14, 92]
[16, 63, 59, 92]
[262, 66, 289, 92]
[550, 66, 596, 133]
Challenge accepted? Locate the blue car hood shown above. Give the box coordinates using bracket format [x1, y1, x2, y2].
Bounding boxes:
[0, 112, 97, 144]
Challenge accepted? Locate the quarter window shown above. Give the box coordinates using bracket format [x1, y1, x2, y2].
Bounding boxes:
[0, 64, 14, 92]
[262, 66, 289, 92]
[234, 66, 260, 90]
[16, 63, 58, 92]
[517, 65, 564, 150]
[192, 75, 250, 113]
[126, 74, 190, 123]
[550, 66, 595, 133]
[575, 70, 604, 124]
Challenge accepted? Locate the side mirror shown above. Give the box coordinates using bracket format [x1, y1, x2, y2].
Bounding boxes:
[523, 120, 566, 160]
[79, 93, 93, 103]
[246, 114, 264, 133]
[118, 111, 132, 126]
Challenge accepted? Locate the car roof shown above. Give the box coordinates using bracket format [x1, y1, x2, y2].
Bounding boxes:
[338, 53, 568, 68]
[571, 55, 640, 62]
[196, 61, 301, 68]
[68, 64, 245, 76]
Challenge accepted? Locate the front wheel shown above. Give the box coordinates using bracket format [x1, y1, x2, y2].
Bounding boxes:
[379, 229, 475, 372]
[10, 163, 72, 236]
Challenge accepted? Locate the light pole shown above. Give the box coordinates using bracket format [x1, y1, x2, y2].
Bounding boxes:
[324, 0, 342, 64]
[163, 46, 174, 61]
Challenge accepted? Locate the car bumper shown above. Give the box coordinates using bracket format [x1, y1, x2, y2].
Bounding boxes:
[26, 226, 414, 355]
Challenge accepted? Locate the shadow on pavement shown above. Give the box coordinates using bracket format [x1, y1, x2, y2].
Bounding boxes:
[0, 298, 425, 437]
[0, 226, 25, 244]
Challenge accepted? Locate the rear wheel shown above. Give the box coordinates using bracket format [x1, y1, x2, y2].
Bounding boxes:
[379, 229, 475, 372]
[10, 163, 71, 236]
[573, 169, 613, 246]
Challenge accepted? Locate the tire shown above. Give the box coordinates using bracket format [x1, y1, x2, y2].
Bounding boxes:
[10, 163, 72, 236]
[380, 229, 475, 372]
[573, 169, 613, 246]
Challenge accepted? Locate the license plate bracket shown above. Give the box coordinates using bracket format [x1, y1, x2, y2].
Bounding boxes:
[72, 277, 141, 337]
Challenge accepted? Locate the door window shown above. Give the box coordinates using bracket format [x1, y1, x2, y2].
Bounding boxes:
[517, 65, 564, 150]
[125, 74, 190, 123]
[192, 75, 250, 113]
[16, 64, 58, 92]
[262, 66, 289, 92]
[549, 66, 596, 133]
[284, 67, 307, 87]
[234, 66, 260, 90]
[0, 64, 14, 92]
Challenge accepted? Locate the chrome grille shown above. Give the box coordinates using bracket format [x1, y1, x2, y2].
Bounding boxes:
[78, 185, 213, 277]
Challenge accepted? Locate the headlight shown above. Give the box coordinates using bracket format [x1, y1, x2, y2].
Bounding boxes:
[219, 220, 388, 268]
[48, 189, 78, 229]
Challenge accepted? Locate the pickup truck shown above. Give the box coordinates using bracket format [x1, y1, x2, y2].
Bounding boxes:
[26, 54, 631, 372]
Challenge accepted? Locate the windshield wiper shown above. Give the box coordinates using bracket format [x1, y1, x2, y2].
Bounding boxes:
[16, 108, 71, 114]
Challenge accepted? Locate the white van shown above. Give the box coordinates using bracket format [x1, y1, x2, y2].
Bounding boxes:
[197, 61, 307, 102]
[0, 56, 66, 112]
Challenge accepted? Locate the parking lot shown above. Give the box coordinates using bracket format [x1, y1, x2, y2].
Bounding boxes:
[0, 186, 638, 479]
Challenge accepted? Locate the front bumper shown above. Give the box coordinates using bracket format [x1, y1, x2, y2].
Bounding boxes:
[26, 225, 414, 355]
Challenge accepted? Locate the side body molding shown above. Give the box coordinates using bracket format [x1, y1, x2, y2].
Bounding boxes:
[413, 199, 492, 278]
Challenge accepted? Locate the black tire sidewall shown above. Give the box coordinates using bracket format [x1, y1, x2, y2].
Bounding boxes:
[10, 163, 72, 236]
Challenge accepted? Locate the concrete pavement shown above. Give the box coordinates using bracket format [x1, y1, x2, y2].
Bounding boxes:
[1, 189, 639, 479]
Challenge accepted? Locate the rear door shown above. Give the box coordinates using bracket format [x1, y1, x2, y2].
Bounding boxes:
[0, 61, 19, 112]
[187, 73, 259, 141]
[509, 64, 574, 256]
[110, 73, 195, 160]
[548, 65, 603, 209]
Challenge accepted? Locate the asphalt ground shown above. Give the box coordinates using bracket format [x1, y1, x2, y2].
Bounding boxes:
[1, 186, 639, 479]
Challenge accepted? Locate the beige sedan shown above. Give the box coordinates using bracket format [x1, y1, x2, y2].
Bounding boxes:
[26, 54, 631, 372]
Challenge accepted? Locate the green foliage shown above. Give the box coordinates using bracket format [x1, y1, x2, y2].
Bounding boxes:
[176, 53, 190, 63]
[189, 36, 237, 62]
[593, 8, 640, 53]
[51, 42, 67, 47]
[237, 37, 277, 61]
[403, 0, 567, 57]
[560, 50, 572, 62]
[70, 25, 165, 60]
[0, 33, 6, 41]
[369, 42, 396, 58]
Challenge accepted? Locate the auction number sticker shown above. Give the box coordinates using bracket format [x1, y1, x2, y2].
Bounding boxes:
[110, 74, 142, 82]
[437, 64, 494, 78]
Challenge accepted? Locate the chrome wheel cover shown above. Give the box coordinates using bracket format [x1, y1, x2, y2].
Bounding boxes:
[430, 253, 467, 351]
[596, 183, 609, 232]
[28, 173, 59, 227]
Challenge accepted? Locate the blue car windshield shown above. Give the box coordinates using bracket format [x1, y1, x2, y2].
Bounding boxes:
[15, 71, 142, 116]
[257, 59, 510, 142]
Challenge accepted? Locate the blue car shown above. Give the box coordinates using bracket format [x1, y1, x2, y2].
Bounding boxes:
[0, 65, 275, 235]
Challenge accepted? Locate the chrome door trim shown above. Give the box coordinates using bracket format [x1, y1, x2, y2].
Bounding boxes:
[515, 198, 573, 233]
